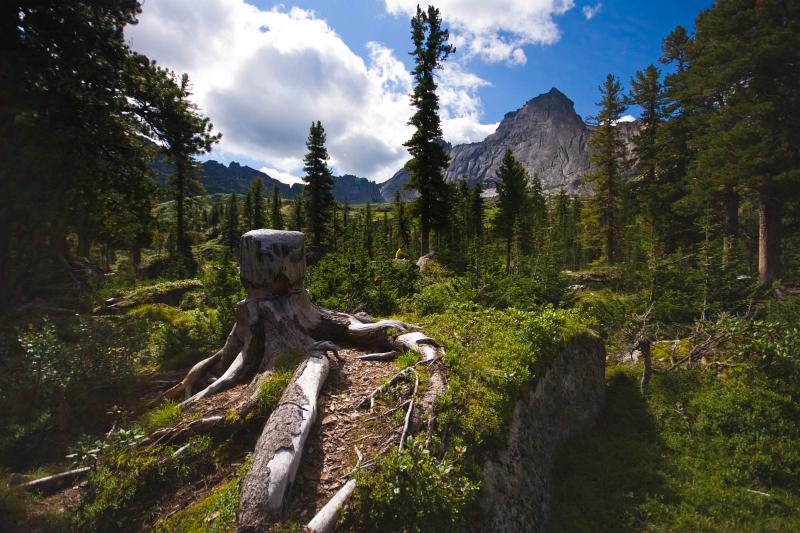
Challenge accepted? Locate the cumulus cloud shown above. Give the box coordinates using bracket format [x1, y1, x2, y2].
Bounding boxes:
[384, 0, 575, 65]
[259, 167, 304, 186]
[127, 0, 495, 182]
[616, 114, 636, 123]
[582, 2, 603, 20]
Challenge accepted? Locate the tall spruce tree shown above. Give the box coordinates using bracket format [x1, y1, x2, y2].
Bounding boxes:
[493, 150, 530, 273]
[404, 5, 455, 256]
[162, 74, 221, 269]
[585, 74, 628, 264]
[684, 0, 800, 284]
[392, 192, 411, 253]
[225, 193, 239, 252]
[302, 121, 335, 246]
[271, 186, 284, 230]
[290, 194, 304, 232]
[246, 178, 265, 230]
[470, 182, 484, 241]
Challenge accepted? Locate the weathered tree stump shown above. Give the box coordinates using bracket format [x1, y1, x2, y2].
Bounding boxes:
[161, 229, 445, 530]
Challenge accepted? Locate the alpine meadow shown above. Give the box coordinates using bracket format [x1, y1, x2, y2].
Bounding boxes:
[1, 1, 799, 532]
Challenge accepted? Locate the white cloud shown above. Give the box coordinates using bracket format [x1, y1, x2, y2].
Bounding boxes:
[582, 2, 602, 20]
[127, 1, 495, 182]
[260, 167, 304, 186]
[384, 0, 575, 65]
[617, 115, 636, 123]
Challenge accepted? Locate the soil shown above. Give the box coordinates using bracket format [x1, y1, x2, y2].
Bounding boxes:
[284, 347, 412, 523]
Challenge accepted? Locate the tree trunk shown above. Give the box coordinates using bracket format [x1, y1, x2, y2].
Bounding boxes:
[722, 184, 739, 267]
[175, 161, 186, 257]
[505, 235, 512, 274]
[758, 188, 781, 285]
[421, 226, 430, 256]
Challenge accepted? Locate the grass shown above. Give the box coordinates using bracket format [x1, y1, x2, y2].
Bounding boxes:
[154, 476, 240, 533]
[138, 401, 183, 434]
[550, 365, 800, 532]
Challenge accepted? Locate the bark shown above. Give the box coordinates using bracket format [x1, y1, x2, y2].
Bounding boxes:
[158, 230, 445, 529]
[758, 188, 781, 285]
[722, 184, 739, 267]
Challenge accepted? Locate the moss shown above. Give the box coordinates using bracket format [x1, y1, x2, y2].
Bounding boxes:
[138, 401, 183, 434]
[73, 436, 214, 531]
[116, 279, 203, 309]
[345, 304, 589, 531]
[154, 477, 239, 533]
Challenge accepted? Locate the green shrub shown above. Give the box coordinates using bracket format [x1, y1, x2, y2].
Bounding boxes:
[74, 436, 213, 531]
[128, 304, 219, 369]
[344, 437, 478, 532]
[307, 253, 417, 315]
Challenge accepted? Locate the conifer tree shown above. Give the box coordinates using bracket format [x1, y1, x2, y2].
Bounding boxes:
[585, 74, 628, 264]
[225, 193, 239, 252]
[271, 186, 284, 230]
[404, 5, 455, 255]
[683, 0, 800, 284]
[627, 65, 673, 248]
[249, 178, 265, 230]
[392, 192, 411, 253]
[470, 182, 484, 240]
[243, 189, 253, 232]
[162, 74, 221, 268]
[302, 121, 335, 246]
[290, 194, 304, 232]
[493, 150, 530, 273]
[363, 203, 374, 258]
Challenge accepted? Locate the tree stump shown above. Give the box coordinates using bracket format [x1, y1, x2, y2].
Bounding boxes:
[161, 229, 445, 530]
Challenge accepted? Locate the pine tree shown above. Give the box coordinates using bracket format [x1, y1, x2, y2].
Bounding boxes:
[225, 193, 239, 251]
[290, 194, 304, 232]
[271, 186, 284, 230]
[683, 0, 800, 284]
[470, 182, 484, 241]
[404, 5, 455, 255]
[392, 192, 411, 254]
[302, 121, 335, 246]
[249, 178, 265, 230]
[243, 189, 253, 231]
[585, 74, 628, 264]
[363, 203, 374, 258]
[493, 150, 530, 273]
[162, 74, 221, 269]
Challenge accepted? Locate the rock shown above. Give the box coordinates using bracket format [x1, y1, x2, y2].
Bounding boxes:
[384, 87, 640, 199]
[479, 332, 606, 532]
[416, 251, 442, 273]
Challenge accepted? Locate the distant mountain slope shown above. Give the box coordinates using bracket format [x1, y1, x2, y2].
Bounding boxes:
[200, 161, 301, 197]
[155, 159, 385, 203]
[333, 174, 385, 204]
[379, 168, 416, 202]
[383, 87, 640, 200]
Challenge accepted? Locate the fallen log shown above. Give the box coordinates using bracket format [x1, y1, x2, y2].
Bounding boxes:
[16, 466, 91, 494]
[237, 353, 330, 532]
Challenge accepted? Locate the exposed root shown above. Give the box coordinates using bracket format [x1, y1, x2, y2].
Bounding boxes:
[398, 368, 419, 452]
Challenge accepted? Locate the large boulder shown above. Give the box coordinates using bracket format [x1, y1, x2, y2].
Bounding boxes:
[479, 332, 606, 532]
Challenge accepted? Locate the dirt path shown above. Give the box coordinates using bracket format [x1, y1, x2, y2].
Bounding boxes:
[286, 347, 410, 523]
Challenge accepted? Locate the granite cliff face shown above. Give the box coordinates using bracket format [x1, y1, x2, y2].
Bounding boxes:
[383, 87, 639, 200]
[446, 88, 592, 193]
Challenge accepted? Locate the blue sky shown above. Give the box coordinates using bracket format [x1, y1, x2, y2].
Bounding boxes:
[126, 0, 712, 183]
[266, 0, 711, 123]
